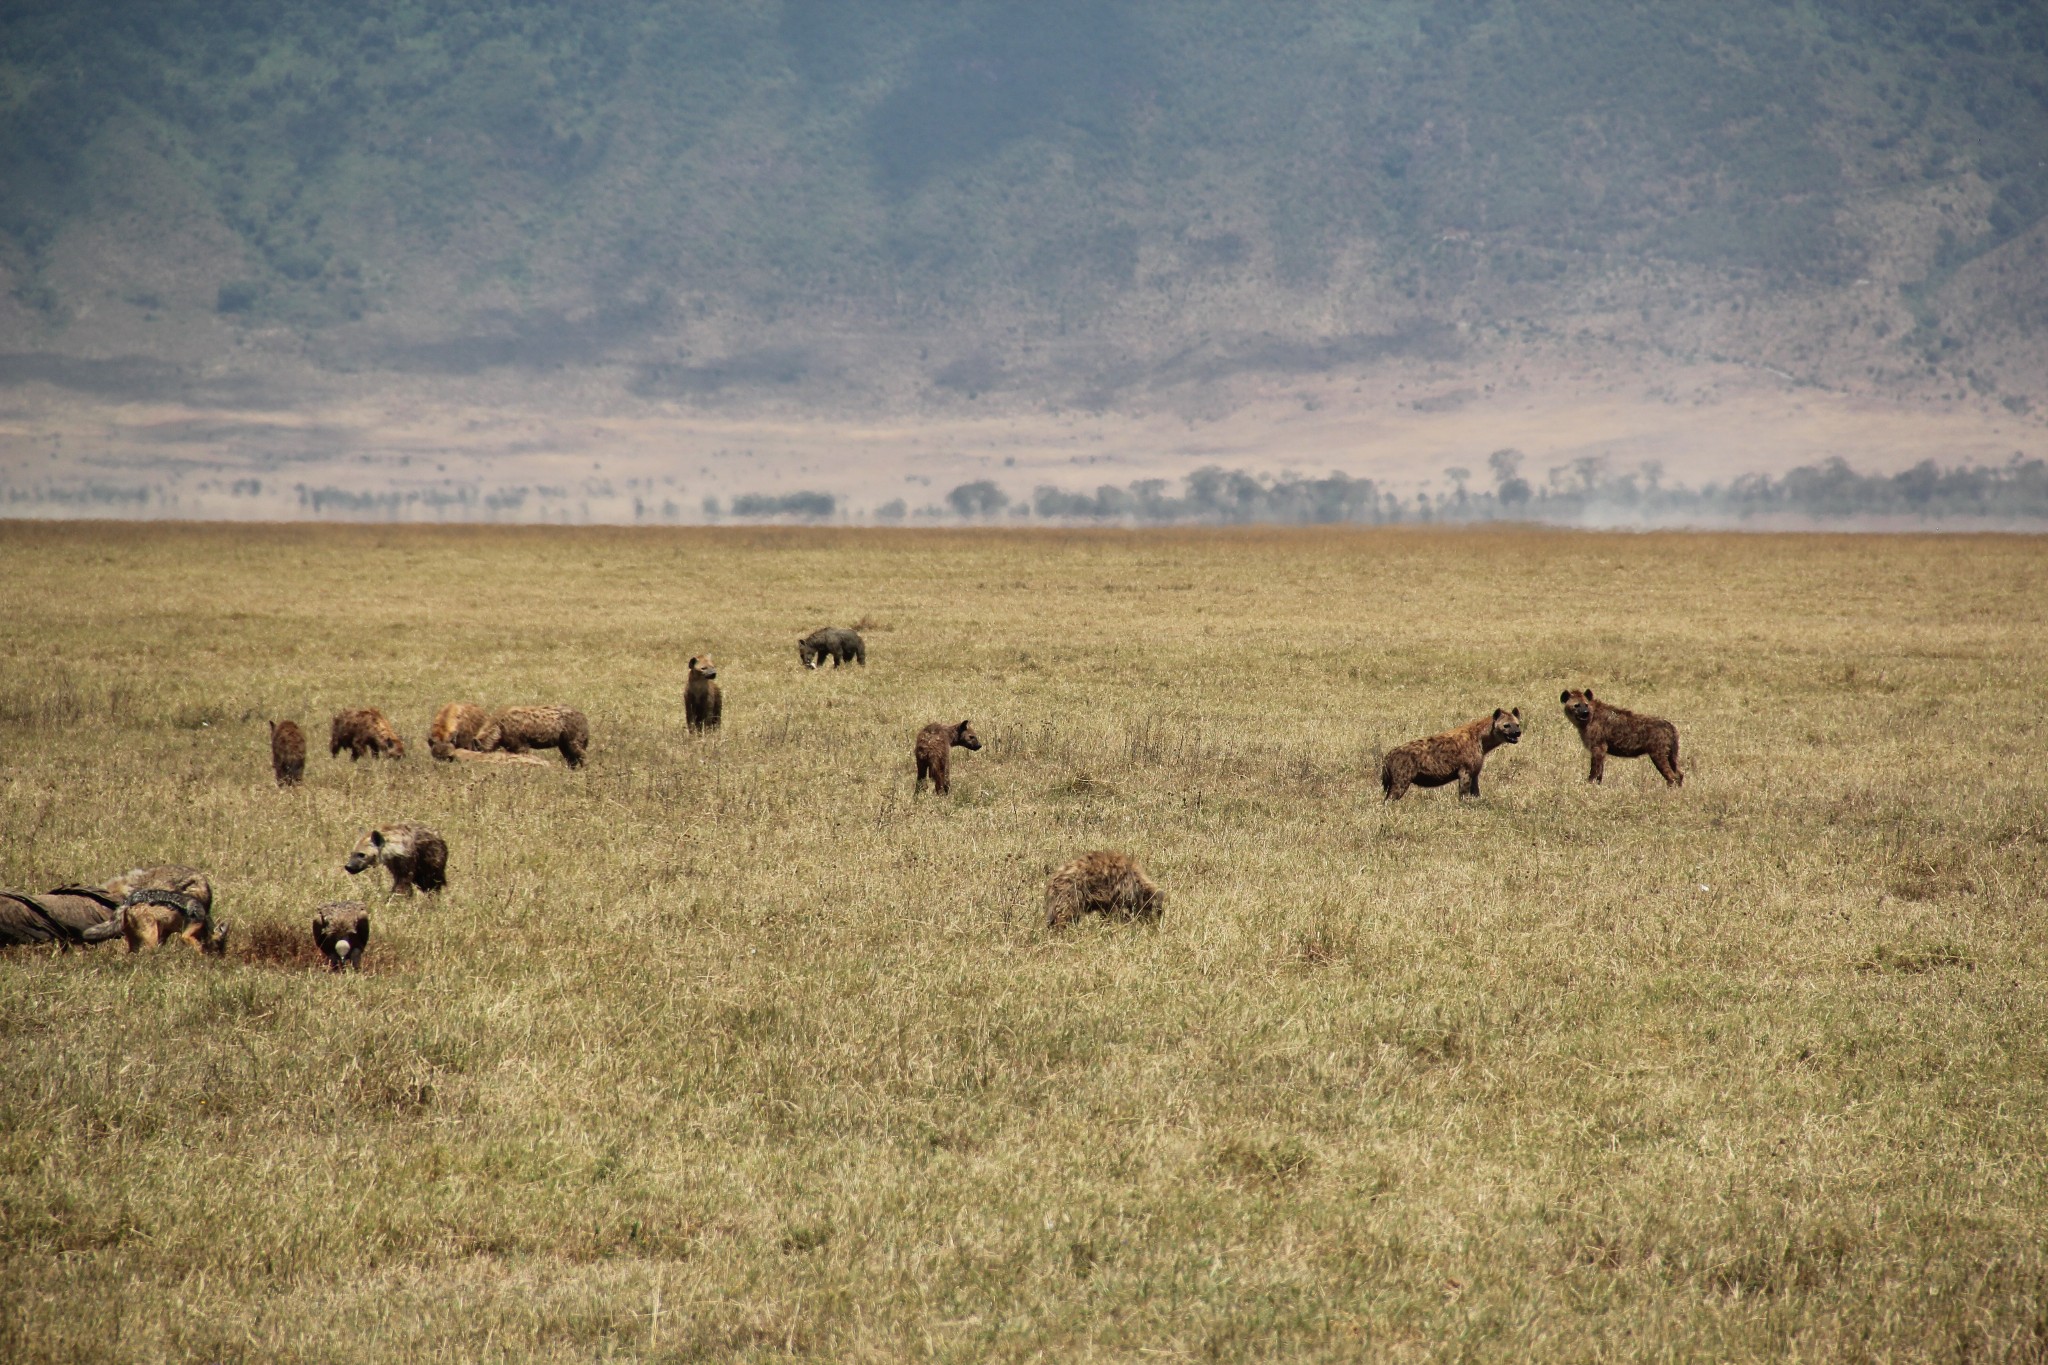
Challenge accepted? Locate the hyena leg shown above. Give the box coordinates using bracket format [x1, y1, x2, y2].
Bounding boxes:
[934, 761, 950, 796]
[1652, 746, 1682, 786]
[390, 871, 415, 897]
[914, 756, 930, 792]
[1461, 766, 1480, 799]
[1588, 746, 1606, 783]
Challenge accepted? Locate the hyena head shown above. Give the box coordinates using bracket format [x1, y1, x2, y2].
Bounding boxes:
[1491, 707, 1523, 744]
[345, 828, 401, 875]
[953, 720, 982, 751]
[797, 639, 820, 669]
[689, 655, 717, 680]
[203, 920, 230, 957]
[1560, 688, 1595, 726]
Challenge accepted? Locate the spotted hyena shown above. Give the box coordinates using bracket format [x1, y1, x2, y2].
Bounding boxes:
[429, 702, 490, 761]
[270, 720, 306, 787]
[798, 627, 866, 669]
[1045, 851, 1165, 929]
[914, 719, 981, 795]
[477, 705, 588, 768]
[344, 823, 448, 896]
[1380, 708, 1522, 801]
[331, 708, 405, 760]
[1560, 688, 1682, 786]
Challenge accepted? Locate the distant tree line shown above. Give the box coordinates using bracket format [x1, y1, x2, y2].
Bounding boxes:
[1011, 455, 2048, 526]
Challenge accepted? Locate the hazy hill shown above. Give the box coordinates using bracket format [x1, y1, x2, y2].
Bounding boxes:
[3, 1, 2046, 406]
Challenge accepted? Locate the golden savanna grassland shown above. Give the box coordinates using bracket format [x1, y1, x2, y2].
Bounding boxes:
[2, 521, 2044, 1362]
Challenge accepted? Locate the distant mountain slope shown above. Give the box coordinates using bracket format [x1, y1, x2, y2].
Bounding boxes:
[2, 0, 2045, 409]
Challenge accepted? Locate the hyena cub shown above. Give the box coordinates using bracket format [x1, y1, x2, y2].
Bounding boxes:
[914, 720, 981, 795]
[1560, 688, 1683, 786]
[685, 657, 722, 732]
[1045, 851, 1166, 929]
[331, 708, 406, 760]
[1380, 708, 1523, 800]
[270, 720, 306, 787]
[344, 823, 448, 897]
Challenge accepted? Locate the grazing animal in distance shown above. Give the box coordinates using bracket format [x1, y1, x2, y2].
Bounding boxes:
[685, 656, 722, 732]
[1561, 688, 1683, 786]
[312, 901, 371, 972]
[270, 720, 306, 787]
[82, 889, 228, 956]
[476, 705, 588, 767]
[798, 626, 866, 669]
[1380, 708, 1523, 801]
[429, 702, 490, 760]
[1046, 851, 1166, 929]
[914, 719, 981, 795]
[344, 823, 448, 897]
[331, 707, 406, 760]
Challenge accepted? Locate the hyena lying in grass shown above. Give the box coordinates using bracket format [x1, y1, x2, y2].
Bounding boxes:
[1045, 851, 1165, 929]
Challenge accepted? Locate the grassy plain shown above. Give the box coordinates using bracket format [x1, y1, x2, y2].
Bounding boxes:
[1, 521, 2045, 1362]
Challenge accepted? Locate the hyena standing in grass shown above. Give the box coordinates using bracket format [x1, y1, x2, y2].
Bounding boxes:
[331, 708, 405, 760]
[914, 720, 981, 795]
[1560, 688, 1683, 786]
[684, 657, 722, 732]
[1380, 708, 1523, 800]
[478, 705, 588, 767]
[269, 720, 306, 786]
[344, 824, 448, 897]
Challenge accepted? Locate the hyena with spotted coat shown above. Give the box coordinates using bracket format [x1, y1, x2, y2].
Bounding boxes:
[429, 702, 491, 760]
[1560, 688, 1682, 786]
[477, 705, 589, 768]
[344, 823, 448, 896]
[1380, 708, 1523, 801]
[331, 708, 405, 760]
[914, 719, 981, 795]
[270, 720, 306, 786]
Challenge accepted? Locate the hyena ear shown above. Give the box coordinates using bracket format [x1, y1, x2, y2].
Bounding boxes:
[1494, 708, 1507, 720]
[1584, 687, 1594, 699]
[1512, 707, 1521, 718]
[959, 718, 971, 729]
[1560, 690, 1571, 703]
[369, 830, 385, 848]
[687, 656, 698, 669]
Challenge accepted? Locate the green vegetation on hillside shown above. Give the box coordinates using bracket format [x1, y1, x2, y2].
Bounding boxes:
[3, 0, 2046, 370]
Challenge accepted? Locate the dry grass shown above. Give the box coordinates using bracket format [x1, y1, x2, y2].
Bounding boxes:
[2, 521, 2045, 1362]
